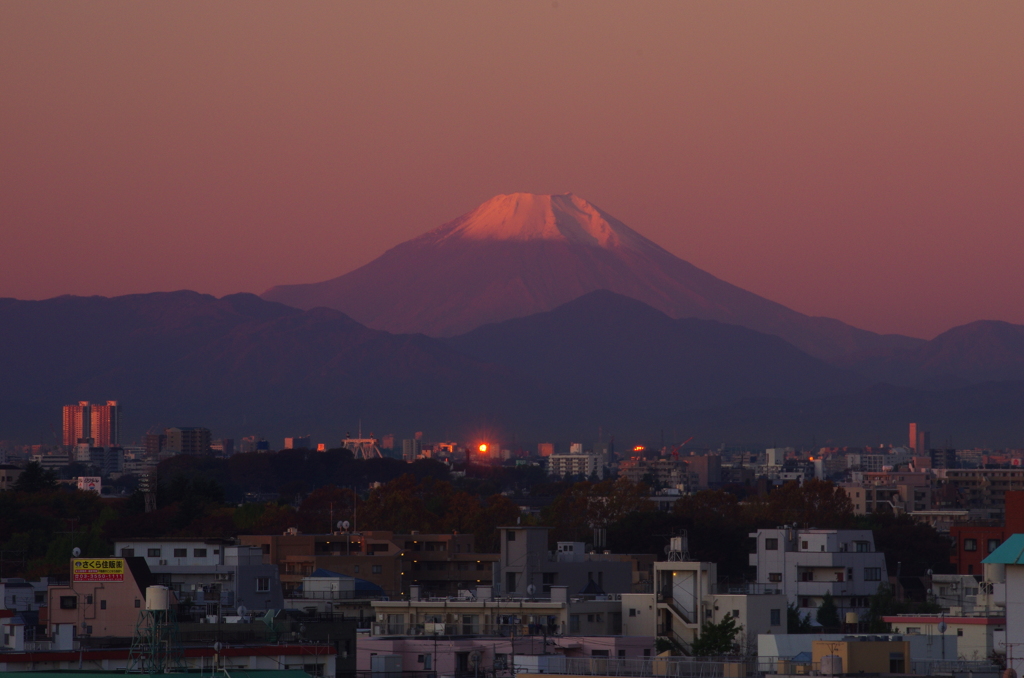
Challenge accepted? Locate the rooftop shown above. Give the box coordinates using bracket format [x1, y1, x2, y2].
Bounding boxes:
[982, 533, 1024, 565]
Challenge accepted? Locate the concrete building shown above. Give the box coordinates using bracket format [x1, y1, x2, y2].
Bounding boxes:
[114, 539, 283, 619]
[358, 634, 653, 677]
[47, 557, 164, 638]
[646, 554, 786, 655]
[164, 427, 211, 455]
[284, 436, 311, 450]
[370, 584, 623, 637]
[89, 401, 120, 448]
[548, 453, 601, 479]
[496, 526, 633, 597]
[983, 533, 1024, 674]
[748, 528, 888, 623]
[241, 530, 497, 599]
[884, 614, 1005, 661]
[61, 401, 120, 448]
[61, 402, 91, 447]
[0, 464, 23, 490]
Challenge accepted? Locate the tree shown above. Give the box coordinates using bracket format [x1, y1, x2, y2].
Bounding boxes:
[787, 602, 813, 633]
[13, 462, 57, 493]
[816, 591, 841, 629]
[691, 614, 742, 656]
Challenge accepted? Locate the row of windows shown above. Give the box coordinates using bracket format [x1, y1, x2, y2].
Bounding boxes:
[771, 567, 881, 583]
[122, 547, 213, 558]
[764, 537, 871, 552]
[960, 538, 1001, 553]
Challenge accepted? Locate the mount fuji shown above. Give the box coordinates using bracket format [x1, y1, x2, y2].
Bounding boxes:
[263, 193, 919, 360]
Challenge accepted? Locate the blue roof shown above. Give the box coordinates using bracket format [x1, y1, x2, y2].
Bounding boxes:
[983, 533, 1024, 565]
[307, 568, 385, 593]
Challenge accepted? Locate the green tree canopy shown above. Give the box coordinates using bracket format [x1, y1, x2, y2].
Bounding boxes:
[691, 614, 743, 656]
[816, 591, 841, 629]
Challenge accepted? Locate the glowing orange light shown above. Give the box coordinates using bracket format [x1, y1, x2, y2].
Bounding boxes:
[478, 444, 488, 453]
[633, 445, 645, 452]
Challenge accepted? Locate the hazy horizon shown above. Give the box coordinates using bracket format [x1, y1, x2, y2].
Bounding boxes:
[2, 2, 1022, 339]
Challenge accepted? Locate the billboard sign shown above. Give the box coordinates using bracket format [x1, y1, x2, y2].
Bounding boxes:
[73, 558, 125, 582]
[77, 476, 102, 493]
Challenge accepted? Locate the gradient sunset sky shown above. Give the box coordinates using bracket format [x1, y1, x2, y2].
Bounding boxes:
[1, 2, 1021, 339]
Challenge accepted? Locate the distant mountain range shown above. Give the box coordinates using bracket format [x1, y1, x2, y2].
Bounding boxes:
[2, 289, 1024, 447]
[263, 193, 920, 361]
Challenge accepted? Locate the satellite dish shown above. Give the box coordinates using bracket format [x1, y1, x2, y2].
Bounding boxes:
[213, 642, 222, 653]
[237, 605, 248, 617]
[72, 547, 82, 557]
[340, 520, 350, 530]
[526, 584, 536, 596]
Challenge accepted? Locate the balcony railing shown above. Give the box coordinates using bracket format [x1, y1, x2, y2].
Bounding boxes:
[372, 622, 561, 637]
[284, 590, 387, 601]
[709, 583, 782, 595]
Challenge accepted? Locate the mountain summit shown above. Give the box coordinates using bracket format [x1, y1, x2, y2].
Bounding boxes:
[432, 192, 651, 250]
[263, 193, 919, 359]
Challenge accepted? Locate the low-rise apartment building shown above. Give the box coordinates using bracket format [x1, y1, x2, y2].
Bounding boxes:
[749, 528, 888, 623]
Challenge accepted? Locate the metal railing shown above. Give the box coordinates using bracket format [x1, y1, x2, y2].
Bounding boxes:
[912, 660, 1001, 676]
[708, 583, 782, 596]
[373, 622, 561, 637]
[537, 657, 764, 678]
[285, 590, 387, 601]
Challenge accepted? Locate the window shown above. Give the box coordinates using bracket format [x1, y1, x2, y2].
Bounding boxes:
[570, 615, 580, 632]
[493, 655, 506, 670]
[591, 650, 609, 657]
[354, 565, 360, 574]
[957, 629, 964, 637]
[60, 596, 77, 609]
[135, 599, 141, 608]
[801, 541, 808, 550]
[256, 577, 270, 592]
[732, 610, 740, 619]
[148, 548, 161, 557]
[770, 609, 781, 626]
[506, 572, 516, 593]
[989, 539, 1001, 553]
[194, 549, 207, 558]
[856, 541, 870, 553]
[864, 567, 882, 581]
[644, 649, 651, 658]
[419, 654, 434, 669]
[629, 608, 637, 617]
[588, 614, 595, 622]
[964, 539, 978, 552]
[174, 548, 187, 558]
[507, 531, 516, 541]
[100, 600, 107, 610]
[618, 650, 627, 658]
[765, 538, 778, 550]
[372, 565, 382, 574]
[768, 572, 782, 583]
[86, 595, 93, 604]
[261, 544, 270, 554]
[121, 548, 135, 557]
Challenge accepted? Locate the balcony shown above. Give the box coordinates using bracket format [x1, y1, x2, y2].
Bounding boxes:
[372, 622, 560, 637]
[709, 583, 782, 595]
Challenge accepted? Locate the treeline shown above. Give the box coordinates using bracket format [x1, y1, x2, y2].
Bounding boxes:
[0, 462, 952, 590]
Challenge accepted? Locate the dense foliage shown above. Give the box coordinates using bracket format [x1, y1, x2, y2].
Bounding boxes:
[0, 455, 953, 589]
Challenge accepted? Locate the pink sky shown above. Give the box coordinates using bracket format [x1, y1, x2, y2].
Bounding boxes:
[1, 2, 1021, 339]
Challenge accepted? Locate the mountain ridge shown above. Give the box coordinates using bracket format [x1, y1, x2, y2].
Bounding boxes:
[263, 193, 922, 360]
